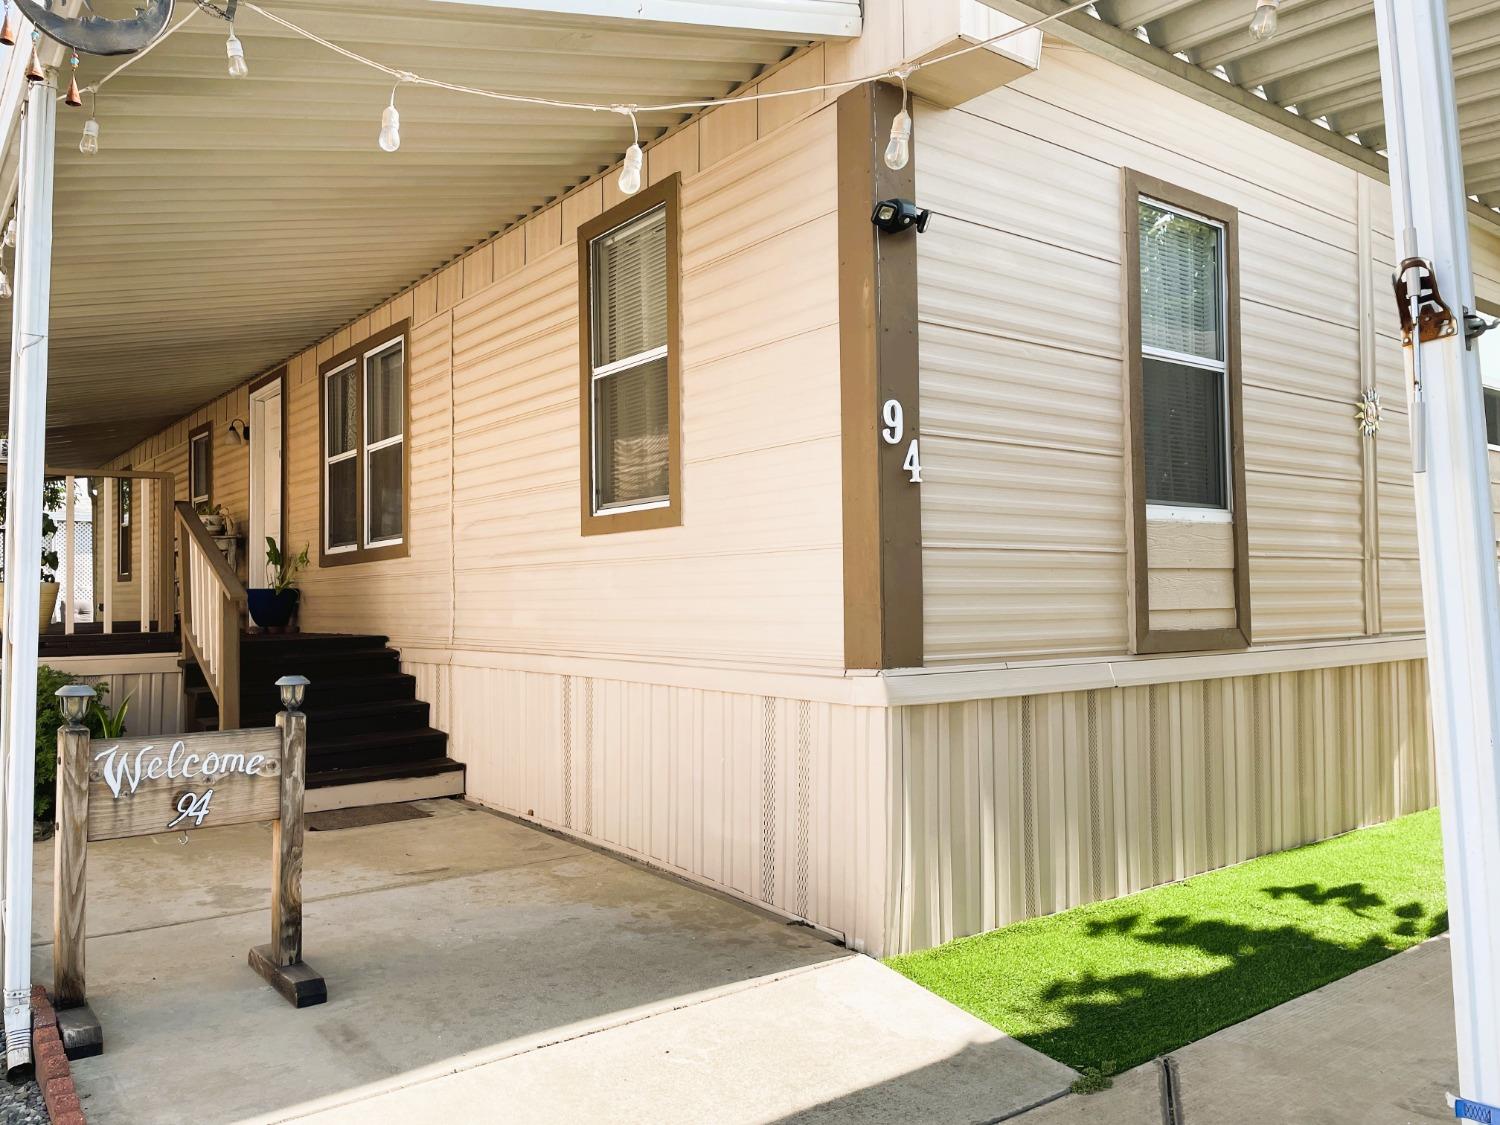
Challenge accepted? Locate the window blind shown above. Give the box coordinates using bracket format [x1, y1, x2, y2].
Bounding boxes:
[1138, 201, 1222, 361]
[1142, 357, 1226, 508]
[595, 356, 669, 509]
[592, 207, 667, 368]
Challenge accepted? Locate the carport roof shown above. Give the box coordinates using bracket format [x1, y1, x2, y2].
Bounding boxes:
[0, 0, 847, 463]
[981, 0, 1500, 213]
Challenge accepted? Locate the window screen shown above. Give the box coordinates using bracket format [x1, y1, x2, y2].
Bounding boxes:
[1138, 199, 1229, 509]
[1483, 311, 1500, 447]
[589, 206, 670, 513]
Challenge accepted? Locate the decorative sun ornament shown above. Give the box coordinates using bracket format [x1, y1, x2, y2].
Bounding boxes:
[1356, 387, 1383, 437]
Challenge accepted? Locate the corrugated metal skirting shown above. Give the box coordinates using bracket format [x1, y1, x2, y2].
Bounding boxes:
[885, 658, 1434, 954]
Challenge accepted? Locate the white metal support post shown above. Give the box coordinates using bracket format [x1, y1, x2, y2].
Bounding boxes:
[1374, 0, 1500, 1107]
[0, 68, 57, 1073]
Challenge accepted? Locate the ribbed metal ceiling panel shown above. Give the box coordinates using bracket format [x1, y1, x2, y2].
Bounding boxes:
[3, 0, 816, 462]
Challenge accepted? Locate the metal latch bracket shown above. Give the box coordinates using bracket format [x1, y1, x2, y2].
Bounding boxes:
[1393, 256, 1458, 347]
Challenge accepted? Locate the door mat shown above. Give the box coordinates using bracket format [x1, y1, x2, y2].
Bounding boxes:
[307, 804, 433, 832]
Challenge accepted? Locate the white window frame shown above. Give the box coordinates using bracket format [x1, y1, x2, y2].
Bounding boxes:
[363, 338, 406, 549]
[323, 358, 358, 556]
[1139, 196, 1233, 523]
[1478, 301, 1500, 450]
[188, 429, 210, 508]
[588, 206, 671, 518]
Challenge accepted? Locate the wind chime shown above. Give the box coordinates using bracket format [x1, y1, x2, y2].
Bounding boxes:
[0, 0, 173, 90]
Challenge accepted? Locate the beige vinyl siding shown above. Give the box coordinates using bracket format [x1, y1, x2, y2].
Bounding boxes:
[913, 45, 1486, 664]
[115, 78, 845, 667]
[885, 655, 1434, 954]
[1147, 521, 1235, 632]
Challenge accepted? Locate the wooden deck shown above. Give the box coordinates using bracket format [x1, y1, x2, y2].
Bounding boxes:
[24, 623, 180, 659]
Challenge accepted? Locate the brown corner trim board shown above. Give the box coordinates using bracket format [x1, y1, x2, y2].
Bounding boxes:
[837, 81, 924, 671]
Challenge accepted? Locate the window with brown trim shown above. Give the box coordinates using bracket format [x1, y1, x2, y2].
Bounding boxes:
[1124, 170, 1250, 654]
[116, 476, 132, 581]
[317, 320, 410, 567]
[577, 174, 682, 536]
[188, 422, 212, 509]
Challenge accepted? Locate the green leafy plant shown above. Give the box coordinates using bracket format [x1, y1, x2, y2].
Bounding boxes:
[266, 538, 309, 595]
[0, 475, 64, 583]
[89, 692, 132, 739]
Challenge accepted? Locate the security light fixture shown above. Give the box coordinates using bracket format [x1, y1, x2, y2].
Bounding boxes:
[275, 675, 309, 712]
[56, 684, 95, 727]
[871, 198, 930, 235]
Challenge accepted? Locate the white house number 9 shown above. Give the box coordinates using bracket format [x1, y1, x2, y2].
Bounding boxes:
[881, 399, 922, 484]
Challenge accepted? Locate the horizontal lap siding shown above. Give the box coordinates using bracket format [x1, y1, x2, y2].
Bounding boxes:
[445, 110, 842, 666]
[915, 46, 1451, 664]
[886, 657, 1434, 954]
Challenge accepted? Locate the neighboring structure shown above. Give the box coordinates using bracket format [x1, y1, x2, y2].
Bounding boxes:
[8, 0, 1499, 957]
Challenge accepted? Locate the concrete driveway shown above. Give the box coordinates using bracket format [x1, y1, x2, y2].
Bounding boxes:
[31, 799, 1072, 1124]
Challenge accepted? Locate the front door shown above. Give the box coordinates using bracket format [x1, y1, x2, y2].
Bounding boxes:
[248, 378, 284, 588]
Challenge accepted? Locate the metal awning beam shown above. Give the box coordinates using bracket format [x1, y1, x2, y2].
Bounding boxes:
[425, 0, 861, 38]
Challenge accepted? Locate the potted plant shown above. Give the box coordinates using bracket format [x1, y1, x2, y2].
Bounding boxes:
[248, 538, 308, 632]
[0, 477, 64, 632]
[196, 501, 227, 535]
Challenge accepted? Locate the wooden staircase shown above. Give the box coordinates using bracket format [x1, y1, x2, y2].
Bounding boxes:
[184, 632, 465, 812]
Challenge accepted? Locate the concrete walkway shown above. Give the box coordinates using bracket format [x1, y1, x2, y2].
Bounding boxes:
[1016, 934, 1459, 1124]
[31, 799, 1072, 1124]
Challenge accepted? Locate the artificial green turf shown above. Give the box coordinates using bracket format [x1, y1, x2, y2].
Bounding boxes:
[886, 809, 1447, 1074]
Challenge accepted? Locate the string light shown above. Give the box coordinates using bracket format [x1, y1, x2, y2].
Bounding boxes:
[79, 92, 98, 155]
[884, 69, 913, 171]
[1249, 0, 1280, 42]
[226, 25, 248, 78]
[49, 0, 1094, 183]
[617, 107, 642, 196]
[379, 80, 402, 152]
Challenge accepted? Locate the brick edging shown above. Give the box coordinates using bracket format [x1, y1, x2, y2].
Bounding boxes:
[30, 987, 85, 1125]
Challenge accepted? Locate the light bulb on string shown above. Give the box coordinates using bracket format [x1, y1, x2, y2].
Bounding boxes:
[884, 70, 913, 172]
[226, 26, 248, 79]
[1249, 0, 1279, 41]
[614, 106, 643, 196]
[379, 81, 402, 152]
[79, 116, 99, 156]
[0, 265, 12, 301]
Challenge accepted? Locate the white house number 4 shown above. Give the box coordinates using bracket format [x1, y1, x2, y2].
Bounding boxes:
[881, 399, 923, 483]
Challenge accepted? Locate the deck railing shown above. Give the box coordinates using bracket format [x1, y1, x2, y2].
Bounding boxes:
[1, 467, 176, 635]
[175, 501, 246, 730]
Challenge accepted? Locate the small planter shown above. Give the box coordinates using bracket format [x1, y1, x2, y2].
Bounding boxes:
[248, 588, 300, 631]
[200, 514, 225, 535]
[0, 581, 61, 631]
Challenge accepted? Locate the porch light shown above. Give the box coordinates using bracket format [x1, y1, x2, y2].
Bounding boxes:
[1249, 0, 1279, 41]
[79, 117, 99, 156]
[226, 28, 248, 79]
[275, 675, 309, 712]
[55, 685, 96, 728]
[884, 108, 912, 172]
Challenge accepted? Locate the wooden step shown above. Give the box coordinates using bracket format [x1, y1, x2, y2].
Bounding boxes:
[306, 728, 450, 772]
[305, 759, 465, 813]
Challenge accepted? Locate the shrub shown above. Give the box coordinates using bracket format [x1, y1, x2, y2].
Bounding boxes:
[33, 667, 110, 824]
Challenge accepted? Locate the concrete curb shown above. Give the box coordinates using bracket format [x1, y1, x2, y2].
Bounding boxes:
[30, 987, 85, 1125]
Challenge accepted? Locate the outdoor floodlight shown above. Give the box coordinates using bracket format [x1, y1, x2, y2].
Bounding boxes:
[275, 675, 309, 712]
[55, 684, 95, 727]
[871, 198, 930, 235]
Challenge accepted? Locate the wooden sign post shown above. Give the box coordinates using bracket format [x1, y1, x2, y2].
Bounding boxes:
[51, 683, 325, 1059]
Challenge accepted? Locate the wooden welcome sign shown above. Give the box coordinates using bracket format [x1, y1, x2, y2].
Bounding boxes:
[51, 700, 326, 1058]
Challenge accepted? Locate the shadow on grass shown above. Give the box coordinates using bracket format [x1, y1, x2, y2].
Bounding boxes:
[1024, 883, 1448, 1073]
